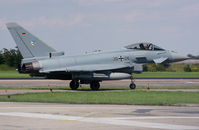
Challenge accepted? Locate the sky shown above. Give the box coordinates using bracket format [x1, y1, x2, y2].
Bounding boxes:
[0, 0, 199, 55]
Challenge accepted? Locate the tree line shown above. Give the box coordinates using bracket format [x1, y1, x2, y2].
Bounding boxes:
[0, 48, 22, 68]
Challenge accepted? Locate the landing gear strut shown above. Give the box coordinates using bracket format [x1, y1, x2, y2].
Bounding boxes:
[90, 81, 100, 90]
[129, 75, 136, 89]
[70, 80, 79, 90]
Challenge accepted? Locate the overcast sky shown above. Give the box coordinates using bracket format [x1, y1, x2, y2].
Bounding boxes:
[0, 0, 199, 55]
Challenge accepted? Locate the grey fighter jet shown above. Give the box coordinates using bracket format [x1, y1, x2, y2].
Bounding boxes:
[6, 23, 188, 90]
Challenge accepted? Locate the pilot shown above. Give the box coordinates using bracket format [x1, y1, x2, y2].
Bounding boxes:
[139, 44, 145, 50]
[148, 44, 153, 50]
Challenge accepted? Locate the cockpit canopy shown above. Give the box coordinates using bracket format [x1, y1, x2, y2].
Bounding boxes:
[124, 43, 165, 51]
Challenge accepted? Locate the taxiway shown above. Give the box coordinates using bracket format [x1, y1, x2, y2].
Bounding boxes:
[0, 102, 199, 130]
[0, 79, 199, 88]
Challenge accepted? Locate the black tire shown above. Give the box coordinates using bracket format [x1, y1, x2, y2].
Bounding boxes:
[70, 80, 79, 90]
[90, 81, 100, 90]
[129, 83, 136, 89]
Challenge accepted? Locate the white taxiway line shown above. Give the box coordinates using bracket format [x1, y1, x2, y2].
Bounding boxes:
[0, 112, 199, 130]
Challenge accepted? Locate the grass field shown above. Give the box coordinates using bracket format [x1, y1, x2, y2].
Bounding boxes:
[0, 86, 199, 90]
[0, 70, 199, 78]
[134, 72, 199, 78]
[0, 90, 199, 105]
[0, 71, 30, 78]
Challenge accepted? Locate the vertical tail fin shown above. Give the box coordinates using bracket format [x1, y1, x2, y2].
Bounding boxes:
[6, 23, 56, 58]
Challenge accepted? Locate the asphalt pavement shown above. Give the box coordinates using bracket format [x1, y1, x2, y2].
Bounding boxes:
[0, 79, 199, 88]
[0, 102, 199, 130]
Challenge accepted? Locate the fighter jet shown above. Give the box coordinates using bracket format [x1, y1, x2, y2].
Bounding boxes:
[6, 23, 188, 90]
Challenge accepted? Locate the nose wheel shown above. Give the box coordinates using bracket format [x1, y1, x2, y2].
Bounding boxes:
[129, 75, 136, 89]
[129, 83, 136, 89]
[70, 80, 79, 90]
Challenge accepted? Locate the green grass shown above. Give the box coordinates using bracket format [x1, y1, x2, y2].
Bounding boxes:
[0, 91, 199, 105]
[0, 71, 30, 78]
[134, 72, 199, 78]
[0, 86, 199, 90]
[0, 64, 31, 78]
[0, 71, 199, 78]
[137, 86, 199, 89]
[0, 64, 16, 71]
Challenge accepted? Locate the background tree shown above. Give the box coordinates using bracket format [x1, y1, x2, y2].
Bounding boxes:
[0, 52, 5, 64]
[0, 47, 22, 68]
[184, 65, 192, 72]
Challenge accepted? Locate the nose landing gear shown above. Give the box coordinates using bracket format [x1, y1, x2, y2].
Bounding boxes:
[129, 75, 136, 89]
[129, 82, 136, 89]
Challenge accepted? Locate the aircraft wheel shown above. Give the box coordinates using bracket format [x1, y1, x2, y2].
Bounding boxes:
[90, 81, 100, 90]
[70, 80, 79, 90]
[129, 83, 136, 89]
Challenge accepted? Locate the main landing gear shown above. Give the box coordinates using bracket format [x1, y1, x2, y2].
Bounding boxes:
[90, 81, 100, 90]
[129, 76, 136, 89]
[70, 80, 79, 90]
[69, 80, 100, 90]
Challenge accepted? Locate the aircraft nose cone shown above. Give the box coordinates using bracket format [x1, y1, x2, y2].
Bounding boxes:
[170, 51, 189, 62]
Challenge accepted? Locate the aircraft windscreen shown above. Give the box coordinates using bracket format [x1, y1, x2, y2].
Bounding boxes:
[153, 45, 164, 50]
[125, 43, 164, 51]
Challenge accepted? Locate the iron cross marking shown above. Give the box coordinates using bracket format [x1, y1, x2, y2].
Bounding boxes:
[118, 56, 124, 61]
[113, 56, 129, 61]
